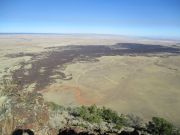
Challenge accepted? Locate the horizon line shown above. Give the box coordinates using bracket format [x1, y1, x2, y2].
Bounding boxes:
[0, 32, 180, 41]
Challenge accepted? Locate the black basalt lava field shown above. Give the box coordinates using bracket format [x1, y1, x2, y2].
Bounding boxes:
[5, 43, 180, 90]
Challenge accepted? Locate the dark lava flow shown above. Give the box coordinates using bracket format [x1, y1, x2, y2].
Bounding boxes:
[6, 43, 180, 90]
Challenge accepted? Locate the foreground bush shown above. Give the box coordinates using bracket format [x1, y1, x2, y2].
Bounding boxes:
[71, 105, 125, 129]
[147, 117, 180, 135]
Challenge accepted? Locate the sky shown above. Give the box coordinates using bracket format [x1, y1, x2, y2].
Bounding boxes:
[0, 0, 180, 39]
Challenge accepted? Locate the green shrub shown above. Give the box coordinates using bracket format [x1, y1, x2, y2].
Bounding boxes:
[101, 107, 124, 124]
[75, 105, 102, 123]
[126, 114, 144, 128]
[72, 105, 124, 127]
[147, 117, 179, 135]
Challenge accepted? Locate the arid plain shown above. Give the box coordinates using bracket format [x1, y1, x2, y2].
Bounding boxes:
[0, 34, 180, 126]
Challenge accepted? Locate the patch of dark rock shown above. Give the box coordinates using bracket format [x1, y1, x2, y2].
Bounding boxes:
[57, 128, 141, 135]
[58, 128, 93, 135]
[5, 52, 36, 58]
[119, 129, 139, 135]
[10, 43, 180, 90]
[115, 43, 180, 54]
[11, 129, 34, 135]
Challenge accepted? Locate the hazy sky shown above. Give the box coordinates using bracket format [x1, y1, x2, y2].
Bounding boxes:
[0, 0, 180, 39]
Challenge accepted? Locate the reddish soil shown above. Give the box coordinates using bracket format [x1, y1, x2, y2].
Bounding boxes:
[41, 85, 99, 105]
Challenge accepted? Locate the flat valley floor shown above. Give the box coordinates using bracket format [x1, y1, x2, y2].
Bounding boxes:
[0, 34, 180, 126]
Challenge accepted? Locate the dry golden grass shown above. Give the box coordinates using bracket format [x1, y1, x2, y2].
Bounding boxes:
[42, 56, 180, 126]
[0, 34, 180, 126]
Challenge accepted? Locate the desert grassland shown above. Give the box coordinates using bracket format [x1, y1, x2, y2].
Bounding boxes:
[1, 34, 176, 79]
[42, 55, 180, 126]
[1, 34, 180, 126]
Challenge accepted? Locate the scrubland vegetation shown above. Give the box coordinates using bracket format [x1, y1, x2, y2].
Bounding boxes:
[48, 102, 180, 135]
